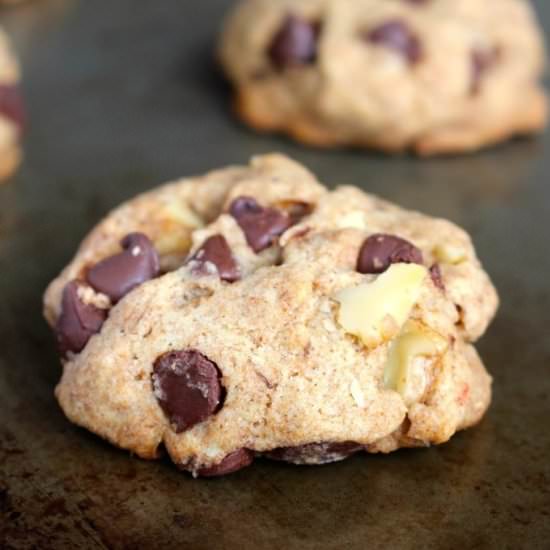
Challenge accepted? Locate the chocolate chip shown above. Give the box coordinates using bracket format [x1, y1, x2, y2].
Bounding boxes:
[55, 281, 107, 356]
[470, 47, 499, 95]
[152, 350, 223, 433]
[268, 14, 319, 69]
[266, 442, 362, 463]
[189, 235, 240, 282]
[326, 442, 363, 455]
[403, 0, 429, 4]
[357, 234, 423, 274]
[429, 263, 445, 291]
[365, 20, 422, 64]
[86, 233, 160, 303]
[197, 448, 254, 477]
[229, 196, 293, 253]
[0, 85, 25, 132]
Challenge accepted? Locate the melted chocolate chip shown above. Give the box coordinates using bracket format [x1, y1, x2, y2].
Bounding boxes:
[357, 233, 423, 274]
[197, 448, 254, 477]
[229, 196, 293, 253]
[152, 350, 223, 433]
[55, 281, 107, 356]
[190, 235, 240, 282]
[470, 47, 499, 95]
[268, 14, 319, 69]
[266, 442, 363, 463]
[429, 263, 445, 291]
[365, 20, 422, 64]
[0, 85, 25, 132]
[86, 233, 160, 303]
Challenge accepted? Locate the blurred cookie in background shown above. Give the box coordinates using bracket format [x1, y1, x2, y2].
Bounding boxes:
[0, 27, 23, 182]
[219, 0, 547, 156]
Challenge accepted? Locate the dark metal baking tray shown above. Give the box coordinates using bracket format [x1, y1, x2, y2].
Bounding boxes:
[1, 1, 549, 548]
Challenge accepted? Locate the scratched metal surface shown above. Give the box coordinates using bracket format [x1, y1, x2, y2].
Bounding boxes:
[0, 1, 549, 548]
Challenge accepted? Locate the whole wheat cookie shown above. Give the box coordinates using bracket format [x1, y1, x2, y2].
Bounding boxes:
[0, 28, 23, 181]
[44, 154, 498, 476]
[219, 0, 548, 155]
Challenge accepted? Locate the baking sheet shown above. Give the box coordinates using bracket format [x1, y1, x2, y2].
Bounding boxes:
[1, 1, 549, 548]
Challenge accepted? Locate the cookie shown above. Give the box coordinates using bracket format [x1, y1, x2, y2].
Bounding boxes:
[219, 0, 548, 155]
[0, 28, 23, 182]
[43, 154, 498, 476]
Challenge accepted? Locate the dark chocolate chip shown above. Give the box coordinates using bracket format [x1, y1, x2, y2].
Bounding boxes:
[229, 195, 263, 218]
[266, 442, 363, 464]
[357, 233, 423, 274]
[197, 448, 254, 477]
[326, 442, 364, 455]
[55, 281, 107, 357]
[152, 350, 223, 433]
[268, 14, 319, 69]
[403, 0, 429, 4]
[429, 263, 445, 291]
[0, 85, 25, 132]
[189, 234, 240, 282]
[365, 20, 422, 64]
[229, 196, 293, 253]
[86, 233, 160, 303]
[470, 47, 499, 95]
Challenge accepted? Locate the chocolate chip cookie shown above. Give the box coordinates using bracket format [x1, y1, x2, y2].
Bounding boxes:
[219, 0, 547, 155]
[44, 154, 498, 476]
[0, 28, 23, 181]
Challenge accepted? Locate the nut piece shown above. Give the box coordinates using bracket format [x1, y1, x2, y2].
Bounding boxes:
[154, 202, 204, 257]
[337, 211, 366, 230]
[384, 321, 447, 404]
[433, 243, 466, 265]
[335, 263, 427, 347]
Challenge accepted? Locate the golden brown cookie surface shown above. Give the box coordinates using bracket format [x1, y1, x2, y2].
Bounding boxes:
[44, 154, 498, 476]
[220, 0, 547, 155]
